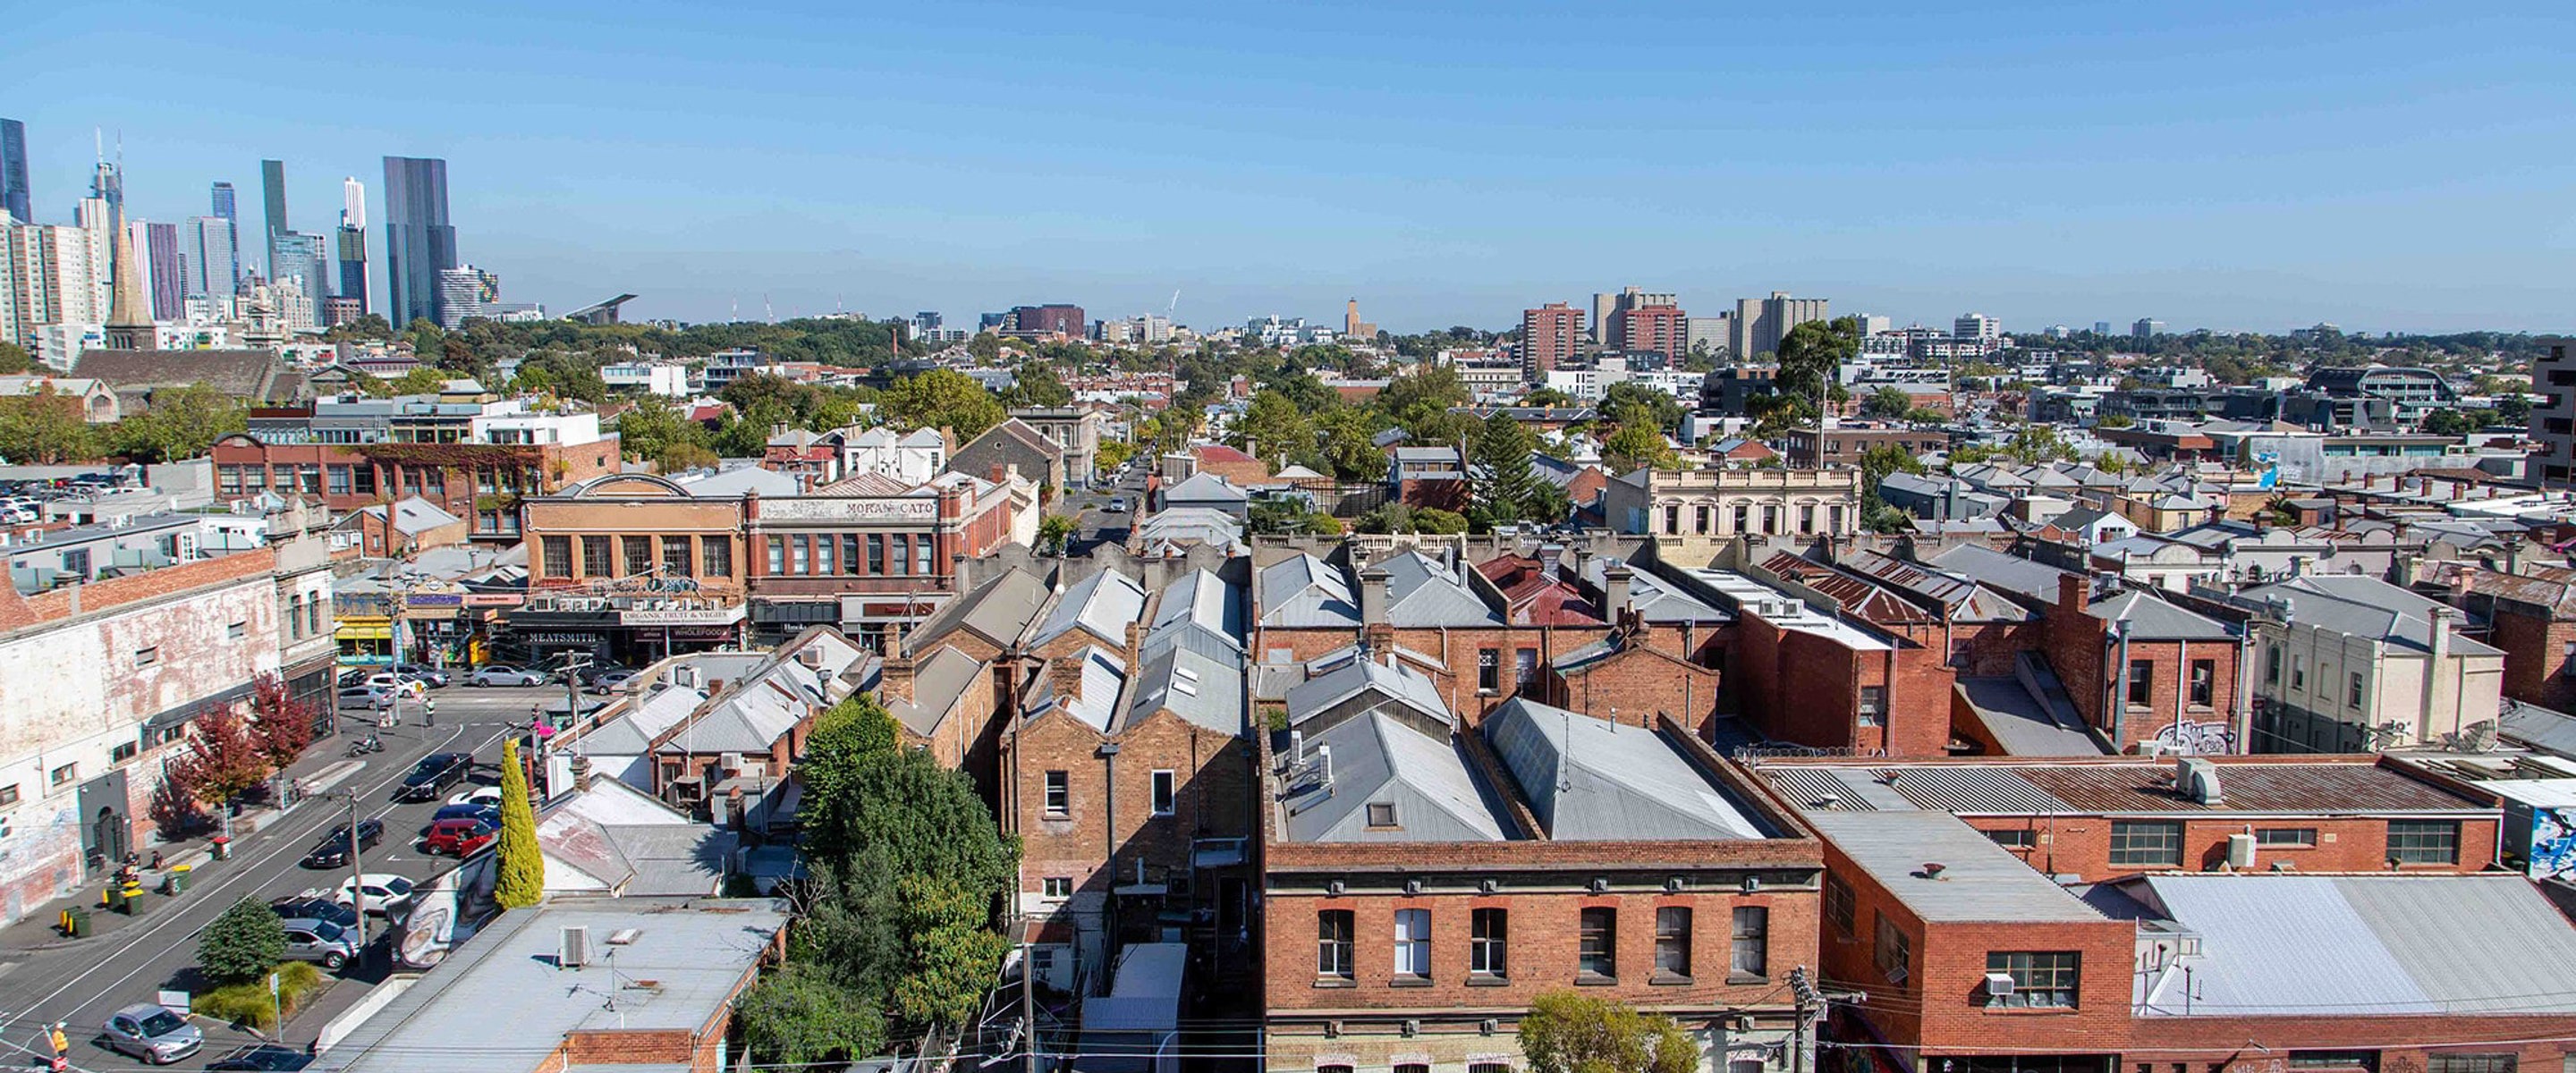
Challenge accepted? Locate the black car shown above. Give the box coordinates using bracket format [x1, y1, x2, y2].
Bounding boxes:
[268, 896, 360, 929]
[208, 1043, 313, 1070]
[300, 818, 384, 869]
[397, 753, 475, 802]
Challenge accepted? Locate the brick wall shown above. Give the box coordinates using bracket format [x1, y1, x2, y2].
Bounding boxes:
[2489, 604, 2576, 711]
[1006, 708, 1253, 908]
[1546, 639, 1723, 735]
[2042, 579, 2242, 751]
[1731, 614, 1953, 756]
[1958, 813, 2500, 883]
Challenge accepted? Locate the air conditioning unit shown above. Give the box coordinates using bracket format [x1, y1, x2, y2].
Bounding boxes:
[560, 925, 591, 968]
[721, 752, 746, 772]
[1983, 972, 2015, 1003]
[2225, 832, 2257, 870]
[1480, 1018, 1499, 1036]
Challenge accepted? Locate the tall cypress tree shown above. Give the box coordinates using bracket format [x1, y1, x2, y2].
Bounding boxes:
[1472, 412, 1541, 526]
[494, 739, 544, 908]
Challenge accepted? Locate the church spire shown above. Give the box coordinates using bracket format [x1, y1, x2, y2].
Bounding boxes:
[103, 223, 152, 351]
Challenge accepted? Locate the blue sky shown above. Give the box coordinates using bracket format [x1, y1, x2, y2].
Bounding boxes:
[8, 0, 2573, 334]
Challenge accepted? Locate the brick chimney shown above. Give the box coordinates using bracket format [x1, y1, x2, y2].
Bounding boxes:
[570, 753, 594, 793]
[1051, 657, 1084, 701]
[2058, 571, 2088, 614]
[1123, 621, 1141, 668]
[1360, 566, 1390, 627]
[1604, 562, 1632, 619]
[880, 656, 916, 705]
[989, 463, 1007, 483]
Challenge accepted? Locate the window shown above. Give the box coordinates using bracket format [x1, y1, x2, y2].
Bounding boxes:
[1470, 908, 1508, 977]
[2128, 659, 2154, 706]
[2267, 644, 2283, 684]
[50, 763, 76, 787]
[287, 596, 303, 639]
[2564, 640, 2576, 678]
[1579, 908, 1616, 978]
[1366, 801, 1398, 828]
[109, 740, 138, 765]
[2292, 655, 2306, 690]
[2287, 1052, 2379, 1071]
[816, 534, 837, 575]
[1478, 648, 1500, 693]
[1041, 876, 1072, 899]
[134, 646, 157, 667]
[2428, 1057, 2514, 1073]
[1395, 1065, 1430, 1073]
[701, 539, 732, 578]
[1317, 910, 1354, 979]
[1733, 503, 1750, 533]
[2190, 660, 2215, 707]
[895, 535, 914, 575]
[1393, 908, 1430, 978]
[0, 784, 17, 807]
[1695, 505, 1711, 534]
[308, 599, 321, 637]
[2388, 820, 2459, 865]
[1150, 770, 1176, 815]
[327, 465, 351, 496]
[1654, 907, 1692, 978]
[2109, 821, 2182, 867]
[1986, 950, 2080, 1008]
[841, 535, 860, 576]
[1731, 906, 1768, 977]
[1986, 828, 2038, 849]
[1515, 648, 1538, 697]
[1763, 504, 1781, 534]
[2255, 827, 2318, 848]
[1873, 911, 1911, 984]
[1858, 686, 1885, 727]
[1663, 504, 1680, 534]
[790, 535, 810, 575]
[227, 620, 247, 639]
[2348, 671, 2366, 709]
[581, 536, 612, 578]
[663, 536, 694, 578]
[1800, 504, 1816, 534]
[1824, 875, 1856, 935]
[867, 534, 886, 574]
[765, 536, 786, 575]
[1043, 771, 1070, 815]
[542, 536, 572, 578]
[352, 466, 376, 494]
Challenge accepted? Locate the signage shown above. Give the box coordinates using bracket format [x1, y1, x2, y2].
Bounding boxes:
[462, 593, 525, 608]
[523, 632, 605, 646]
[756, 496, 939, 522]
[622, 606, 748, 627]
[405, 593, 464, 607]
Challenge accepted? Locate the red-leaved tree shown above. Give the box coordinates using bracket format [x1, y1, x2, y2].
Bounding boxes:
[165, 704, 273, 809]
[250, 672, 314, 768]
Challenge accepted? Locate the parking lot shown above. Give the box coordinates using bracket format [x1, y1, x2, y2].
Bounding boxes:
[0, 684, 565, 1069]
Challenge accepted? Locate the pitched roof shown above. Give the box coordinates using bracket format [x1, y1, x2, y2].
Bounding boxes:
[1580, 556, 1726, 624]
[1923, 544, 2077, 605]
[75, 349, 301, 410]
[2239, 575, 2503, 656]
[1258, 553, 1360, 628]
[1277, 711, 1508, 843]
[2087, 590, 2234, 641]
[1801, 811, 2105, 923]
[1163, 471, 1249, 503]
[1284, 655, 1453, 731]
[1030, 568, 1148, 650]
[1377, 549, 1503, 628]
[1954, 677, 2111, 756]
[884, 646, 994, 735]
[1475, 553, 1605, 627]
[904, 568, 1049, 655]
[962, 418, 1063, 460]
[1126, 644, 1242, 735]
[1483, 698, 1767, 841]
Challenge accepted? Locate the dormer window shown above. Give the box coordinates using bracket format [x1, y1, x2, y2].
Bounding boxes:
[1366, 802, 1399, 828]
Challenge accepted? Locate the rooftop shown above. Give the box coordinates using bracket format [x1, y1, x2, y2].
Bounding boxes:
[1760, 757, 2484, 815]
[1484, 697, 1767, 841]
[1801, 810, 2105, 924]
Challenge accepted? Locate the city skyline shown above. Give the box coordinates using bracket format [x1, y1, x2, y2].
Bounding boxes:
[3, 2, 2572, 334]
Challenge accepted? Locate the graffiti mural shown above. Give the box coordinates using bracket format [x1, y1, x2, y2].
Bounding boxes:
[2153, 719, 2238, 756]
[2529, 807, 2576, 882]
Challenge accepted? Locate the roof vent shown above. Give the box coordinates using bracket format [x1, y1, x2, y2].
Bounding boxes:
[606, 928, 641, 945]
[1920, 862, 1947, 880]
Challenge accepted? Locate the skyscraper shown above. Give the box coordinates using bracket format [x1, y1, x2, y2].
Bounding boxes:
[382, 156, 456, 329]
[260, 159, 288, 258]
[436, 264, 497, 329]
[269, 232, 328, 314]
[1520, 302, 1583, 381]
[208, 182, 240, 291]
[89, 156, 122, 230]
[184, 215, 237, 299]
[1728, 291, 1829, 360]
[335, 176, 369, 314]
[0, 119, 28, 224]
[142, 221, 185, 319]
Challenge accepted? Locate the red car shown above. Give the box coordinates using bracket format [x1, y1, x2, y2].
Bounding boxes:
[423, 817, 497, 857]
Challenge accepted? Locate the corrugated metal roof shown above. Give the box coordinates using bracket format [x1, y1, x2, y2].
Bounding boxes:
[1278, 712, 1508, 843]
[1258, 553, 1360, 628]
[2240, 575, 2503, 656]
[905, 568, 1049, 655]
[1954, 678, 2112, 757]
[2014, 761, 2480, 814]
[1880, 765, 2072, 813]
[885, 646, 989, 735]
[1580, 557, 1727, 624]
[1925, 544, 2075, 605]
[1152, 569, 1243, 643]
[1284, 656, 1453, 731]
[1379, 550, 1504, 628]
[1763, 766, 1878, 811]
[1484, 698, 1767, 841]
[1030, 569, 1148, 650]
[2501, 699, 2576, 758]
[2128, 874, 2576, 1017]
[1801, 811, 2105, 923]
[1126, 644, 1242, 735]
[2089, 590, 2234, 641]
[1163, 471, 1249, 503]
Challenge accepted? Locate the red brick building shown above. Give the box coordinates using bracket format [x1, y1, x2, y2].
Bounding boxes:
[1610, 303, 1688, 359]
[2447, 563, 2576, 712]
[2043, 577, 2243, 754]
[1519, 302, 1583, 378]
[1687, 564, 1955, 757]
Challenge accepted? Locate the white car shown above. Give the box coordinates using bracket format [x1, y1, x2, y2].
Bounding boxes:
[446, 785, 503, 808]
[361, 673, 429, 699]
[469, 664, 550, 687]
[331, 873, 417, 917]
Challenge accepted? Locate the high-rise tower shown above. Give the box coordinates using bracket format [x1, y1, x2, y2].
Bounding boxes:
[335, 176, 369, 314]
[381, 156, 455, 329]
[0, 119, 28, 224]
[209, 182, 240, 291]
[260, 159, 288, 275]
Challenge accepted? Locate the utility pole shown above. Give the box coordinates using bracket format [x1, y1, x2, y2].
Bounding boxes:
[341, 791, 369, 952]
[1020, 915, 1037, 1073]
[1788, 965, 1822, 1073]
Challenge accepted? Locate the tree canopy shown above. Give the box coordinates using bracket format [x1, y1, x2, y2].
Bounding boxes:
[1518, 991, 1700, 1073]
[879, 368, 1004, 442]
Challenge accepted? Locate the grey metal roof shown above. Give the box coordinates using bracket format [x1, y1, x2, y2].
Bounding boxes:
[567, 684, 705, 756]
[1151, 568, 1243, 644]
[311, 899, 788, 1073]
[1800, 811, 2104, 923]
[1126, 644, 1242, 735]
[1483, 698, 1767, 841]
[1030, 568, 1148, 650]
[1023, 646, 1125, 732]
[1378, 549, 1503, 627]
[1284, 656, 1453, 731]
[885, 646, 989, 735]
[2124, 874, 2576, 1017]
[1924, 544, 2074, 605]
[1277, 711, 1508, 843]
[2089, 590, 2234, 641]
[1580, 556, 1726, 623]
[2501, 700, 2576, 758]
[1258, 553, 1360, 628]
[1134, 508, 1245, 553]
[1954, 677, 2112, 756]
[1162, 470, 1249, 504]
[1877, 765, 2072, 813]
[905, 568, 1049, 655]
[2239, 575, 2503, 656]
[1763, 766, 1880, 811]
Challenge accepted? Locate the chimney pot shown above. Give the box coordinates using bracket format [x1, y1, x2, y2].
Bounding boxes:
[879, 657, 916, 705]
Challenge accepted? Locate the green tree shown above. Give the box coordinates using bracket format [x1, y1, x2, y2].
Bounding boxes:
[0, 388, 99, 463]
[1472, 411, 1541, 528]
[1038, 512, 1077, 554]
[0, 340, 32, 374]
[323, 313, 394, 342]
[738, 961, 886, 1067]
[1518, 990, 1699, 1073]
[1233, 389, 1312, 470]
[1095, 438, 1135, 476]
[387, 366, 447, 396]
[402, 318, 445, 359]
[494, 738, 544, 909]
[1004, 362, 1073, 408]
[1413, 507, 1470, 534]
[110, 383, 248, 462]
[198, 895, 288, 986]
[1861, 386, 1914, 419]
[801, 746, 1018, 895]
[2419, 408, 2479, 436]
[2497, 394, 2532, 427]
[880, 368, 1004, 441]
[964, 333, 1002, 362]
[1599, 383, 1684, 438]
[1860, 443, 1928, 533]
[887, 875, 1012, 1028]
[614, 396, 710, 464]
[1775, 317, 1860, 418]
[1602, 423, 1679, 473]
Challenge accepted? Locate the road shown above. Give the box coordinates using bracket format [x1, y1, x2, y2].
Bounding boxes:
[1059, 469, 1149, 557]
[0, 684, 566, 1070]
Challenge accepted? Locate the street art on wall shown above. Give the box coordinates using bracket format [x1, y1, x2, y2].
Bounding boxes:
[2530, 807, 2576, 882]
[2153, 719, 2238, 756]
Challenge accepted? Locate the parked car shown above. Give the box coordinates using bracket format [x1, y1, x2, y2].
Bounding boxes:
[445, 784, 503, 808]
[1106, 497, 1129, 512]
[102, 1003, 202, 1064]
[301, 817, 384, 869]
[423, 816, 498, 857]
[335, 686, 394, 711]
[577, 663, 637, 688]
[276, 916, 361, 970]
[397, 753, 474, 801]
[432, 801, 499, 827]
[360, 673, 429, 699]
[268, 896, 360, 930]
[589, 669, 640, 690]
[389, 663, 451, 688]
[208, 1043, 313, 1070]
[331, 874, 417, 917]
[469, 664, 549, 687]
